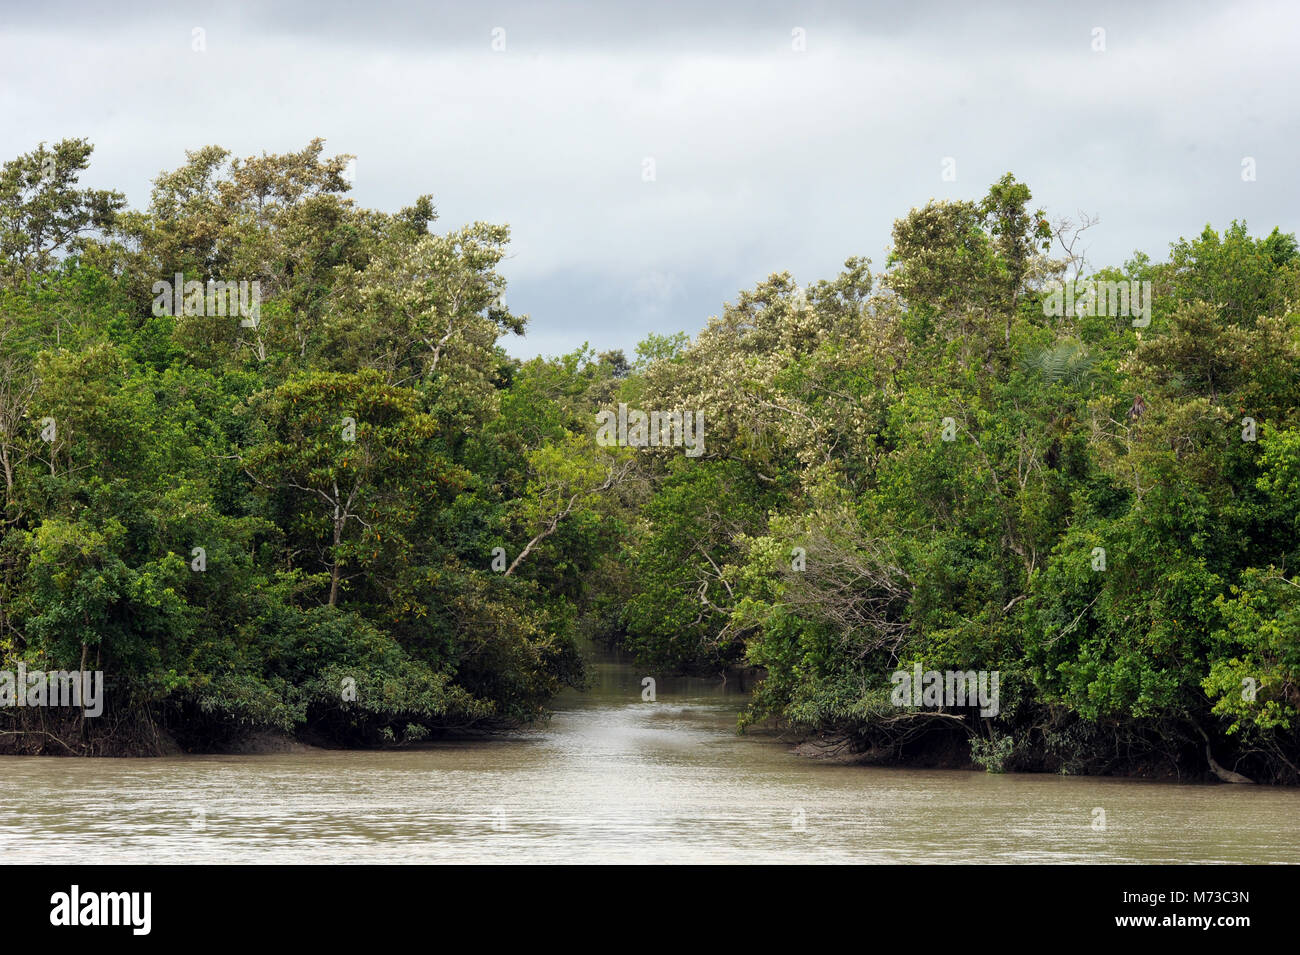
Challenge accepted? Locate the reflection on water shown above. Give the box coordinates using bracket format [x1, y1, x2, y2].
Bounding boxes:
[2, 652, 1298, 863]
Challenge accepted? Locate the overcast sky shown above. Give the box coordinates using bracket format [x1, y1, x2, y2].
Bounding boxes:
[2, 0, 1296, 358]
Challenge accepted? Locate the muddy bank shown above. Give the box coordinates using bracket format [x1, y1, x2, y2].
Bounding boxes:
[0, 704, 516, 757]
[784, 720, 1270, 785]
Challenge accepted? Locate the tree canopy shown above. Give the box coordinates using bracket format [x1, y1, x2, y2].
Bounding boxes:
[1, 140, 1296, 783]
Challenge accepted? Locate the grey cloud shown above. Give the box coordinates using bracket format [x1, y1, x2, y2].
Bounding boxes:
[1, 0, 1296, 359]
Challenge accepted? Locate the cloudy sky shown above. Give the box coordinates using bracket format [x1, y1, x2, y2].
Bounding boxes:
[2, 0, 1296, 358]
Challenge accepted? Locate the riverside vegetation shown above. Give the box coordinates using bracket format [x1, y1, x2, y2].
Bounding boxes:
[0, 139, 1297, 784]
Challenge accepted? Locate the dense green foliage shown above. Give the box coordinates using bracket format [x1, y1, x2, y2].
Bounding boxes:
[2, 141, 1296, 782]
[604, 177, 1300, 783]
[0, 139, 627, 751]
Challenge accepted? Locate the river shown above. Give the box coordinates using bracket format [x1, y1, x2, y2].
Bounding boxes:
[3, 652, 1298, 863]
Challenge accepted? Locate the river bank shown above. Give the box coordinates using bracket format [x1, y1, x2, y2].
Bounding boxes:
[0, 649, 1280, 789]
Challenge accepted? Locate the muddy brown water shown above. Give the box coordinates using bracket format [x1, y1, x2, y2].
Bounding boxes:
[3, 653, 1298, 863]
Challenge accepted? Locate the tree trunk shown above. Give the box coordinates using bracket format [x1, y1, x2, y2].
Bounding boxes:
[1205, 743, 1254, 784]
[328, 511, 342, 607]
